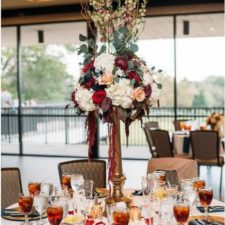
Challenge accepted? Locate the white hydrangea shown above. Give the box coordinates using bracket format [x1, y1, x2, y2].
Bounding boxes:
[141, 64, 154, 85]
[94, 53, 115, 72]
[150, 82, 160, 104]
[116, 68, 126, 77]
[75, 87, 96, 111]
[106, 79, 134, 108]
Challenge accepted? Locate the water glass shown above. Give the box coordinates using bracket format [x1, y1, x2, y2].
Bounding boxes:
[166, 184, 178, 200]
[33, 192, 48, 225]
[180, 179, 193, 191]
[71, 174, 84, 192]
[160, 199, 174, 224]
[154, 181, 166, 201]
[41, 182, 53, 196]
[84, 180, 94, 199]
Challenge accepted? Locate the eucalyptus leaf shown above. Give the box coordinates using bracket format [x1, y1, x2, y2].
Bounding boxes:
[79, 34, 88, 42]
[158, 69, 163, 73]
[130, 44, 139, 53]
[88, 38, 95, 47]
[80, 44, 88, 53]
[151, 66, 155, 70]
[157, 83, 163, 89]
[130, 79, 136, 86]
[128, 61, 134, 70]
[99, 45, 106, 54]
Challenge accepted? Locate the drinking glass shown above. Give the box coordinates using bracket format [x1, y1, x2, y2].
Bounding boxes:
[173, 200, 190, 225]
[62, 173, 73, 190]
[153, 170, 165, 182]
[18, 194, 34, 225]
[73, 189, 87, 216]
[28, 182, 41, 196]
[33, 192, 48, 225]
[160, 199, 174, 224]
[180, 179, 193, 192]
[111, 203, 130, 225]
[84, 180, 94, 199]
[183, 186, 197, 216]
[166, 184, 178, 200]
[192, 177, 206, 191]
[154, 181, 166, 201]
[71, 174, 84, 192]
[47, 202, 64, 225]
[198, 187, 213, 221]
[41, 182, 53, 196]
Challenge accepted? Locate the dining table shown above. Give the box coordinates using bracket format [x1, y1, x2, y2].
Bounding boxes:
[1, 189, 225, 225]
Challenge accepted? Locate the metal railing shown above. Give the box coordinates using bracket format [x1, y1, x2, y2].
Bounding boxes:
[1, 106, 224, 146]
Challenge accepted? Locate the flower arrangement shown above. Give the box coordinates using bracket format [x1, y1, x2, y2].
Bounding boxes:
[206, 112, 224, 137]
[71, 0, 162, 180]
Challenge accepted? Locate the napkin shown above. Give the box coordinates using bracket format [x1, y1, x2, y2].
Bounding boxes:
[132, 190, 143, 196]
[197, 206, 225, 213]
[189, 219, 224, 225]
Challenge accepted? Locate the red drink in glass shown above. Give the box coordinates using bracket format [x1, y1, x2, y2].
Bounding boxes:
[18, 196, 33, 214]
[193, 180, 205, 191]
[62, 174, 72, 189]
[199, 189, 213, 207]
[28, 182, 41, 196]
[113, 210, 130, 225]
[47, 206, 64, 225]
[173, 204, 190, 224]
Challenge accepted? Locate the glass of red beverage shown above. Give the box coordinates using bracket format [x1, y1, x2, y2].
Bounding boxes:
[61, 173, 72, 190]
[192, 178, 206, 191]
[198, 187, 213, 221]
[47, 203, 64, 225]
[173, 201, 190, 225]
[18, 194, 34, 225]
[113, 208, 130, 225]
[28, 182, 41, 196]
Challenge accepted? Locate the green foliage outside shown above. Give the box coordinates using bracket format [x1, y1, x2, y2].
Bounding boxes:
[1, 46, 73, 103]
[1, 46, 224, 107]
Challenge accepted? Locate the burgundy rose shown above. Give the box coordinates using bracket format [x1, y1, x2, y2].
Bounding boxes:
[115, 57, 128, 71]
[71, 90, 78, 106]
[82, 62, 94, 73]
[144, 85, 152, 97]
[128, 71, 141, 83]
[92, 90, 106, 104]
[83, 76, 95, 89]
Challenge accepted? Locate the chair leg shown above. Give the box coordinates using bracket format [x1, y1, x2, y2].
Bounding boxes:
[198, 166, 200, 176]
[219, 166, 223, 195]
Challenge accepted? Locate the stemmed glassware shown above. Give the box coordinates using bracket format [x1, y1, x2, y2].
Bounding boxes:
[40, 182, 53, 196]
[198, 187, 213, 221]
[47, 201, 64, 225]
[28, 182, 41, 196]
[173, 200, 190, 225]
[33, 192, 48, 225]
[18, 193, 34, 225]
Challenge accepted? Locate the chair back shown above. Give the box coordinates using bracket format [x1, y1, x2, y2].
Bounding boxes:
[58, 159, 106, 189]
[1, 167, 23, 209]
[149, 129, 174, 157]
[147, 158, 198, 183]
[143, 127, 157, 158]
[190, 130, 220, 161]
[144, 121, 159, 130]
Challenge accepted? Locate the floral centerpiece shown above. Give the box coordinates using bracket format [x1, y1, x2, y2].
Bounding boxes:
[70, 0, 161, 203]
[206, 112, 224, 137]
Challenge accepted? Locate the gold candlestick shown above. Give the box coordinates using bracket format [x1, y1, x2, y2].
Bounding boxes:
[105, 108, 131, 206]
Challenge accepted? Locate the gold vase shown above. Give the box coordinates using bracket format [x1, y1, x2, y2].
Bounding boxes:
[105, 108, 131, 206]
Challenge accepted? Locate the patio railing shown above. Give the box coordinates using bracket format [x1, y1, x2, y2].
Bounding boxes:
[1, 106, 224, 146]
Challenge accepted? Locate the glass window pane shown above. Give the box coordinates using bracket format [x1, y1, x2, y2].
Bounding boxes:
[1, 27, 19, 154]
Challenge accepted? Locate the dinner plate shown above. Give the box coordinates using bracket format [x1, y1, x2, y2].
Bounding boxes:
[1, 207, 47, 221]
[95, 188, 109, 198]
[189, 215, 225, 225]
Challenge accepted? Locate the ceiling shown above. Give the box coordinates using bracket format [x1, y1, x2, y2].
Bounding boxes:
[2, 13, 224, 48]
[2, 0, 80, 10]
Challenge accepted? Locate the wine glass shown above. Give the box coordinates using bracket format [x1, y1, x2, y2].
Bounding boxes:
[61, 173, 73, 190]
[47, 202, 64, 225]
[33, 192, 48, 225]
[18, 193, 34, 225]
[41, 182, 53, 196]
[110, 202, 130, 225]
[192, 177, 206, 191]
[173, 200, 190, 225]
[71, 174, 84, 192]
[198, 187, 213, 221]
[28, 182, 41, 196]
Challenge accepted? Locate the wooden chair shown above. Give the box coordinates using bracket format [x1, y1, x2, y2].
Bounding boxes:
[58, 159, 106, 190]
[143, 121, 159, 158]
[1, 167, 23, 209]
[149, 129, 192, 159]
[190, 130, 224, 193]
